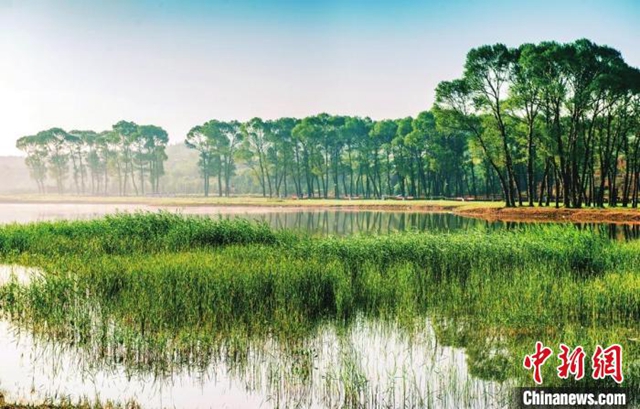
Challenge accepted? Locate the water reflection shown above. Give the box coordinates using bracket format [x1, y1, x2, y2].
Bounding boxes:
[498, 220, 640, 241]
[0, 316, 507, 408]
[229, 211, 640, 241]
[574, 222, 640, 241]
[0, 265, 41, 286]
[1, 203, 639, 239]
[241, 210, 488, 236]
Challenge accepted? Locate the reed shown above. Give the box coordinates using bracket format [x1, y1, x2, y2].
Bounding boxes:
[0, 213, 638, 405]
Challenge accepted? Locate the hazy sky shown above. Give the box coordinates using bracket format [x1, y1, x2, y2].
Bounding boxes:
[1, 0, 638, 156]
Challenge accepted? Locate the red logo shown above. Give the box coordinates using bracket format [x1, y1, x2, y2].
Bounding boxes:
[557, 344, 585, 380]
[523, 341, 554, 384]
[524, 343, 624, 384]
[592, 344, 624, 384]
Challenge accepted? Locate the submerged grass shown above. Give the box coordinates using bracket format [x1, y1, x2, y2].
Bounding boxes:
[0, 212, 638, 401]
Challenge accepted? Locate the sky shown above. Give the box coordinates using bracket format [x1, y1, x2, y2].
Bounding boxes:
[0, 0, 639, 156]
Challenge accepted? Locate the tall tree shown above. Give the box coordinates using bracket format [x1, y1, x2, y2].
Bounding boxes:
[16, 134, 48, 193]
[113, 120, 139, 195]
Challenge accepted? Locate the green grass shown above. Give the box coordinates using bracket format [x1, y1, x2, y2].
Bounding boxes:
[0, 213, 638, 405]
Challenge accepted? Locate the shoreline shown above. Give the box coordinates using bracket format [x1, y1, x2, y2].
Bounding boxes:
[1, 195, 640, 224]
[456, 206, 640, 225]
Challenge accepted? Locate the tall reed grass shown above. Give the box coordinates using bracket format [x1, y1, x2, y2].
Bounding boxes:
[0, 213, 638, 393]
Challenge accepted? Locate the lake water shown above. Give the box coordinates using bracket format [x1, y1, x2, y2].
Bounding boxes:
[1, 202, 639, 239]
[0, 298, 507, 408]
[0, 264, 508, 408]
[0, 206, 513, 408]
[0, 203, 636, 408]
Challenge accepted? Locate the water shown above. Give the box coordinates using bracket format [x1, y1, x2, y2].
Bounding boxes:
[0, 206, 510, 409]
[0, 265, 41, 286]
[0, 265, 507, 408]
[0, 319, 504, 408]
[0, 203, 481, 235]
[1, 202, 640, 239]
[0, 203, 636, 407]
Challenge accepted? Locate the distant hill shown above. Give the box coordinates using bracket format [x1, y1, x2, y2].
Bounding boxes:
[0, 156, 38, 194]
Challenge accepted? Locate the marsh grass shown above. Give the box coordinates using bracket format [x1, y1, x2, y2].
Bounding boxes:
[0, 213, 638, 406]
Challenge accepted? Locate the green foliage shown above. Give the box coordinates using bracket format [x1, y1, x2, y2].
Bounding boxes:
[16, 122, 169, 196]
[14, 39, 640, 206]
[0, 212, 278, 257]
[435, 39, 640, 208]
[0, 214, 638, 398]
[1, 214, 638, 330]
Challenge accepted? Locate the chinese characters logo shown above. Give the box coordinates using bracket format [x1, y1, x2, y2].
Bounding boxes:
[523, 342, 623, 385]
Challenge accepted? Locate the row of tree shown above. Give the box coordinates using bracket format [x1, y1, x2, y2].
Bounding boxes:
[17, 39, 640, 207]
[17, 121, 168, 195]
[142, 40, 640, 207]
[18, 113, 481, 200]
[435, 39, 640, 208]
[185, 114, 477, 199]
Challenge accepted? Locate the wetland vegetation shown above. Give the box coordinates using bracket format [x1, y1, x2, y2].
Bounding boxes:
[3, 1, 639, 407]
[0, 213, 638, 407]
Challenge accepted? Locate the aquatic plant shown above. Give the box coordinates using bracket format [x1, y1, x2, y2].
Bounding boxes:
[0, 213, 638, 406]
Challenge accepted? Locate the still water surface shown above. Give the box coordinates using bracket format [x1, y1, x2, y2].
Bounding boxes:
[1, 202, 639, 239]
[0, 203, 636, 408]
[0, 284, 506, 408]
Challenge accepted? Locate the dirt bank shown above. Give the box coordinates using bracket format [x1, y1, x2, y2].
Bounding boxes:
[457, 206, 640, 224]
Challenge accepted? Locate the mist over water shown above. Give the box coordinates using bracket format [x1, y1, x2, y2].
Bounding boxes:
[1, 202, 640, 240]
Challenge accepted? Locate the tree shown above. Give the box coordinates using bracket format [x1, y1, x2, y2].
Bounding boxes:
[186, 124, 214, 197]
[435, 80, 511, 203]
[134, 125, 169, 195]
[34, 128, 71, 194]
[219, 120, 243, 197]
[370, 120, 398, 196]
[16, 134, 48, 193]
[16, 39, 639, 205]
[242, 118, 272, 197]
[113, 120, 139, 195]
[463, 44, 520, 206]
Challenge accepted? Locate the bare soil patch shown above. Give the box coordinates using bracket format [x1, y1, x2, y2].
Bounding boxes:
[457, 206, 640, 224]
